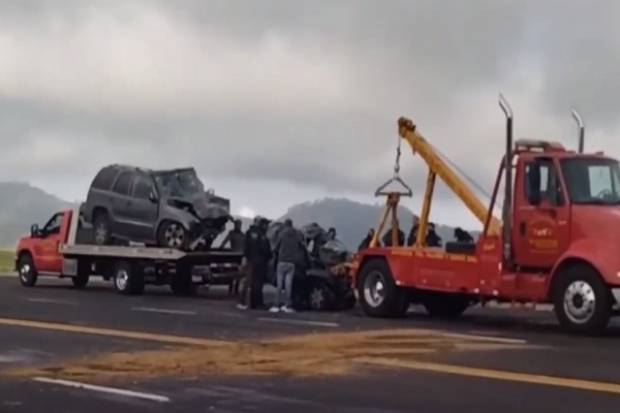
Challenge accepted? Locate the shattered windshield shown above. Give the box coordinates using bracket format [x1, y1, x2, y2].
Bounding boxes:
[154, 169, 205, 198]
[561, 158, 620, 205]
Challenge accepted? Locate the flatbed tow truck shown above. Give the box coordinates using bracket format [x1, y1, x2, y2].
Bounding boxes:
[15, 209, 243, 295]
[353, 96, 620, 334]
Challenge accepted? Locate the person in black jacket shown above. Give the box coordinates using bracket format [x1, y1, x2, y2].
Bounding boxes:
[426, 222, 442, 247]
[407, 222, 419, 246]
[382, 226, 405, 247]
[238, 216, 272, 310]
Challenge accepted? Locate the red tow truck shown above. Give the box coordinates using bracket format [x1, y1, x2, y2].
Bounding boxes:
[353, 96, 620, 334]
[15, 209, 243, 295]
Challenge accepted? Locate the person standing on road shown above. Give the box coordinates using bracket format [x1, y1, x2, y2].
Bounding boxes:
[237, 216, 272, 310]
[271, 218, 305, 313]
[221, 219, 245, 251]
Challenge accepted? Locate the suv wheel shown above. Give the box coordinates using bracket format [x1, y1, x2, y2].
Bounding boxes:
[158, 221, 188, 250]
[93, 212, 111, 246]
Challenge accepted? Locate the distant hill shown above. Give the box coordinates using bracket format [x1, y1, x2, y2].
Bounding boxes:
[278, 198, 473, 251]
[0, 182, 74, 248]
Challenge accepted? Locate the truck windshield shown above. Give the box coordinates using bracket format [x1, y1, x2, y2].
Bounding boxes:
[561, 158, 620, 205]
[154, 169, 205, 198]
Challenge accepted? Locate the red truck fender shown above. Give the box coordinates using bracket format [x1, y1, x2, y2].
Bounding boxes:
[548, 238, 620, 298]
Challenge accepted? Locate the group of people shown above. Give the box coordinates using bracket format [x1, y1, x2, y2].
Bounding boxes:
[221, 216, 308, 313]
[358, 221, 473, 251]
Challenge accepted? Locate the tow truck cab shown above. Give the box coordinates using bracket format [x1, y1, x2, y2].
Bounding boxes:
[354, 107, 620, 334]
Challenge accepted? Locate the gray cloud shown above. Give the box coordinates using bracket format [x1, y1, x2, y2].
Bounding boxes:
[1, 0, 619, 226]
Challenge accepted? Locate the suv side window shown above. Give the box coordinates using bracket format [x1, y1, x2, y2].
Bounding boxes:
[92, 166, 119, 190]
[132, 174, 155, 200]
[113, 172, 133, 196]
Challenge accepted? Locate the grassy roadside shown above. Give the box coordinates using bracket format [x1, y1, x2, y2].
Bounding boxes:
[0, 250, 15, 274]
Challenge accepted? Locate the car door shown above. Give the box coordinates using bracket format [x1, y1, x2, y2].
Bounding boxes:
[514, 157, 570, 270]
[127, 172, 159, 241]
[35, 213, 64, 273]
[109, 171, 136, 239]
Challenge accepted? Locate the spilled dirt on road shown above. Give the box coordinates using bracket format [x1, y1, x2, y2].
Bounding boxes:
[6, 329, 533, 382]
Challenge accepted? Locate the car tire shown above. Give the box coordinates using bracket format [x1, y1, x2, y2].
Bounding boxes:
[357, 258, 408, 318]
[308, 281, 336, 311]
[158, 221, 188, 250]
[17, 253, 37, 287]
[553, 264, 611, 335]
[113, 261, 144, 295]
[93, 211, 111, 246]
[423, 294, 470, 319]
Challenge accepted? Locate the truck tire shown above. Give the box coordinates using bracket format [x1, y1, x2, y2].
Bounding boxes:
[113, 261, 144, 295]
[423, 294, 470, 318]
[71, 260, 90, 289]
[93, 211, 111, 246]
[17, 253, 37, 287]
[357, 258, 408, 318]
[553, 264, 611, 335]
[158, 221, 188, 250]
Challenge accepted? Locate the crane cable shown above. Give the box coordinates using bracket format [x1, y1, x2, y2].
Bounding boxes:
[427, 142, 503, 210]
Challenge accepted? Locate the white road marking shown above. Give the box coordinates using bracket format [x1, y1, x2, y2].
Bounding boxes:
[131, 307, 197, 316]
[258, 317, 339, 328]
[27, 298, 78, 306]
[439, 331, 527, 345]
[33, 377, 170, 403]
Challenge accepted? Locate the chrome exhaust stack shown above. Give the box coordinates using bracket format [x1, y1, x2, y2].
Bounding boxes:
[499, 94, 513, 268]
[571, 108, 585, 153]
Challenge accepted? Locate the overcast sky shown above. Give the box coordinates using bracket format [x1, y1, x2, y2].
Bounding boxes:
[1, 0, 619, 228]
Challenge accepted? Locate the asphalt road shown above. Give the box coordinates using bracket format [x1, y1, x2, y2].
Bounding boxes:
[1, 275, 620, 412]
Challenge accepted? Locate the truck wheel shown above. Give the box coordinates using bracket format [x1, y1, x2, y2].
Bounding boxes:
[309, 282, 335, 311]
[113, 261, 144, 295]
[93, 211, 111, 246]
[71, 261, 90, 289]
[553, 264, 611, 335]
[357, 259, 408, 318]
[423, 294, 470, 318]
[17, 254, 37, 287]
[158, 221, 188, 250]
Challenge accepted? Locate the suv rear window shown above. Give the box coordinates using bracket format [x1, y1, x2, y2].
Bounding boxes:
[113, 172, 133, 195]
[91, 167, 119, 190]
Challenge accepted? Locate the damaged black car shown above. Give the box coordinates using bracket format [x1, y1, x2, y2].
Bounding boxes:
[80, 165, 230, 250]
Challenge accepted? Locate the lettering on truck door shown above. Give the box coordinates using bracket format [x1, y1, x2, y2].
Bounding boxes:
[514, 157, 570, 270]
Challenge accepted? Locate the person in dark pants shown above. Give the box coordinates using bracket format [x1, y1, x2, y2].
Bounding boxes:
[238, 216, 272, 310]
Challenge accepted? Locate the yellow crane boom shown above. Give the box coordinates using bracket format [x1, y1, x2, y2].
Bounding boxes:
[397, 117, 501, 240]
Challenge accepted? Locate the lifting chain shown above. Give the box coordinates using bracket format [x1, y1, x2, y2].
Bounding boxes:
[393, 135, 402, 177]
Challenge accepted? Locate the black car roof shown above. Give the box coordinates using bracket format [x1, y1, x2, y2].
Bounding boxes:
[106, 164, 196, 175]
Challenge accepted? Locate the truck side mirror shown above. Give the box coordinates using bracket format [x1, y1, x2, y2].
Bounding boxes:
[527, 163, 542, 206]
[30, 224, 40, 238]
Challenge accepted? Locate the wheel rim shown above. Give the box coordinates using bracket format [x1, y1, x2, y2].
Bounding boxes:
[115, 269, 129, 291]
[310, 287, 325, 310]
[19, 263, 31, 282]
[563, 280, 596, 324]
[164, 224, 185, 248]
[363, 270, 386, 308]
[94, 222, 108, 244]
